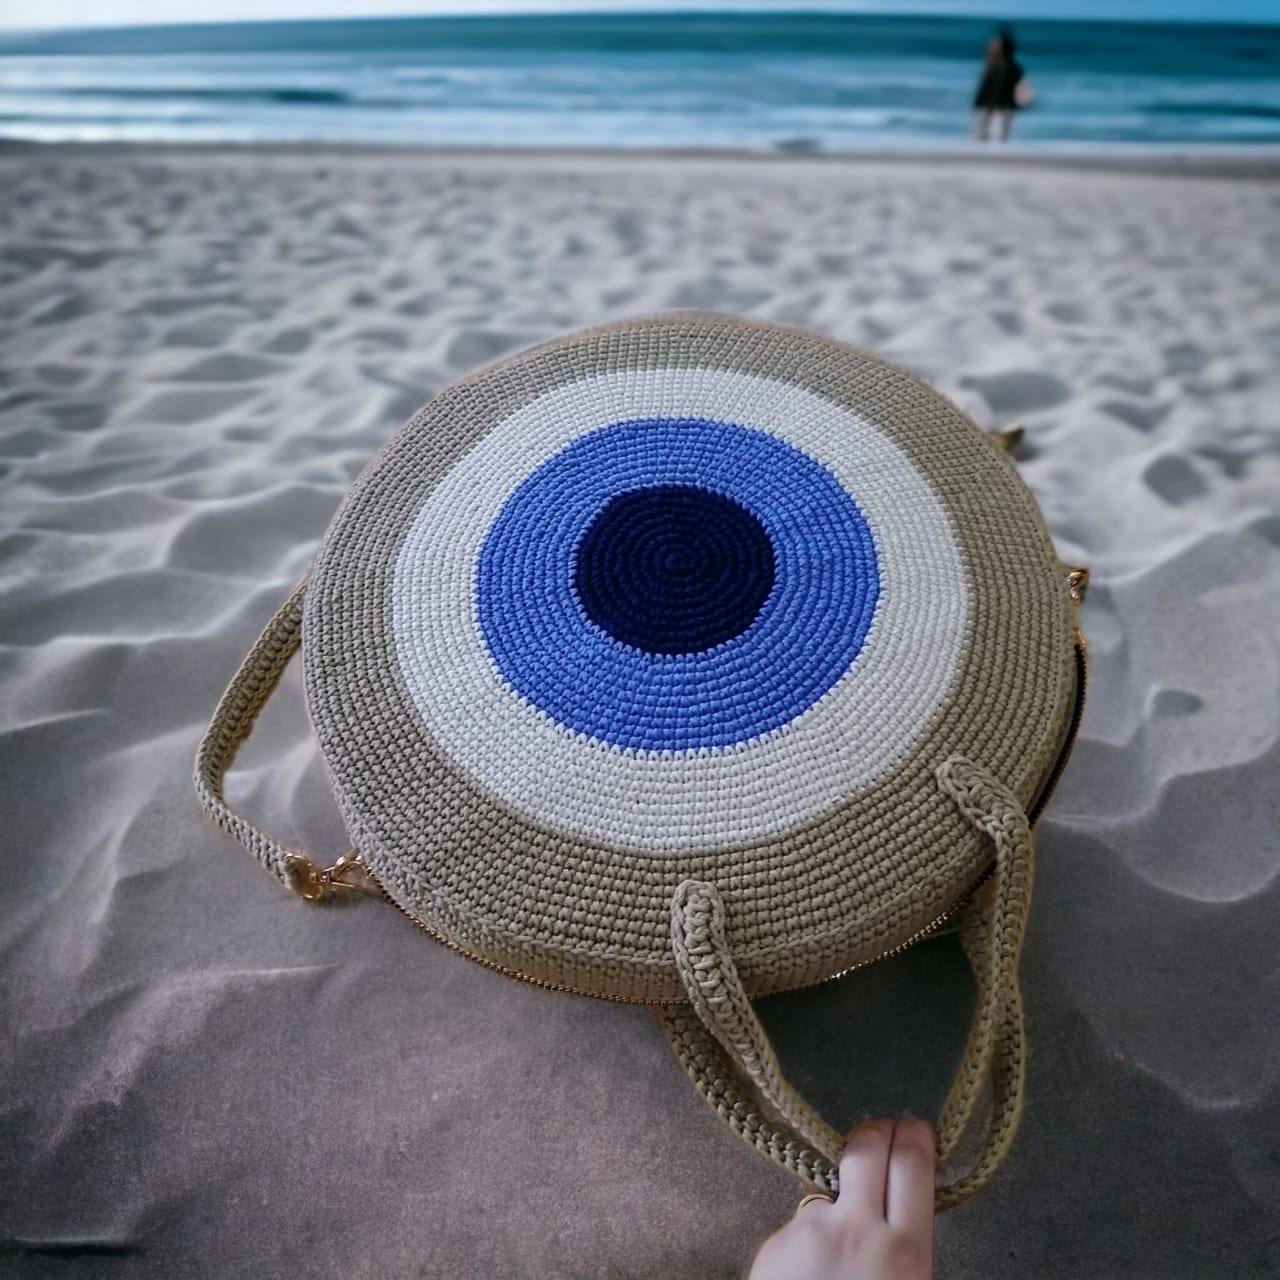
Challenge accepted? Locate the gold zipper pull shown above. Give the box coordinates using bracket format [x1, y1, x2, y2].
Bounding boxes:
[284, 851, 372, 901]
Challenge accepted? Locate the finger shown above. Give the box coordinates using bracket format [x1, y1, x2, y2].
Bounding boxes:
[837, 1120, 894, 1221]
[886, 1117, 936, 1232]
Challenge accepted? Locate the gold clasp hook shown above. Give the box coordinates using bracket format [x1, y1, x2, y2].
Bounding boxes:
[1062, 564, 1089, 606]
[284, 851, 372, 901]
[989, 424, 1025, 451]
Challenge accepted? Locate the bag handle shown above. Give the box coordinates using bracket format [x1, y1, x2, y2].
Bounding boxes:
[197, 588, 1032, 1205]
[657, 756, 1033, 1210]
[193, 579, 367, 899]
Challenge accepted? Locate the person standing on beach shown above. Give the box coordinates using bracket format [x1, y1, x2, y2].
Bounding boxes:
[973, 31, 1032, 142]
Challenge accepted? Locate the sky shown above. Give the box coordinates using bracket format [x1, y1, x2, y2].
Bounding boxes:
[1, 0, 1276, 28]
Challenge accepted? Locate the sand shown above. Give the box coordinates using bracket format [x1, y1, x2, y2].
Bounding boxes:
[2, 147, 1278, 1279]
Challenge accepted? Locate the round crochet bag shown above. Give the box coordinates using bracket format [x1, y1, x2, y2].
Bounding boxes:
[195, 312, 1086, 1208]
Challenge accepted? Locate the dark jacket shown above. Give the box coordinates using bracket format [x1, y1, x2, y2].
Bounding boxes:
[974, 58, 1024, 111]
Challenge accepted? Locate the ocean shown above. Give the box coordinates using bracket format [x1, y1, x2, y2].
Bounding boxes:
[1, 11, 1278, 153]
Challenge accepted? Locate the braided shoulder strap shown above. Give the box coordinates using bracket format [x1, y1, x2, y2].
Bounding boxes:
[193, 580, 329, 892]
[656, 755, 1033, 1210]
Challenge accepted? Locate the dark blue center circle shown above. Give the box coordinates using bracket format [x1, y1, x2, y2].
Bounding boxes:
[476, 417, 881, 752]
[574, 484, 776, 655]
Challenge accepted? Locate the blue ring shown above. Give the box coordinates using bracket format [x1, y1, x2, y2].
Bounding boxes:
[476, 418, 880, 751]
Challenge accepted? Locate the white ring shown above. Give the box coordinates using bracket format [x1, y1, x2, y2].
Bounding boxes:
[392, 366, 968, 853]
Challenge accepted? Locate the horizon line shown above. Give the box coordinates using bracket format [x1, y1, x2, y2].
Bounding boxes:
[4, 2, 1279, 37]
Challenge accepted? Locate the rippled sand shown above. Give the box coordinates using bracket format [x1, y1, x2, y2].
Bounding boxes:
[2, 148, 1278, 1278]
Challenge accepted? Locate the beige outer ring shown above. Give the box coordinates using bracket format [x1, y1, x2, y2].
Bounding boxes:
[303, 313, 1077, 1002]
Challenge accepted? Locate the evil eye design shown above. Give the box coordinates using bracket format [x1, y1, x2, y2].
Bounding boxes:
[475, 417, 880, 752]
[392, 366, 969, 853]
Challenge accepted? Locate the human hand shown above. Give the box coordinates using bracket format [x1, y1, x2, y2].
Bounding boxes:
[747, 1119, 935, 1280]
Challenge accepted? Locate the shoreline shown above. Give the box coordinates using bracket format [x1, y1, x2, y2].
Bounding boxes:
[4, 138, 1280, 183]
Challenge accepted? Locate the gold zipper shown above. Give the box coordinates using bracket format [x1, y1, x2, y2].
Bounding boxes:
[1030, 625, 1089, 828]
[370, 870, 666, 1004]
[291, 628, 1088, 1006]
